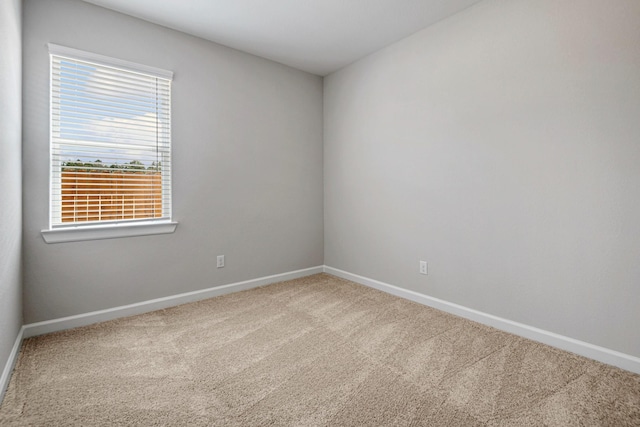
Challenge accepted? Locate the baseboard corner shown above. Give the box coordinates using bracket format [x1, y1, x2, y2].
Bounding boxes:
[0, 326, 25, 405]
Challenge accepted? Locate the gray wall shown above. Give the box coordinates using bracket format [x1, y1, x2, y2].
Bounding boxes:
[0, 0, 23, 370]
[324, 0, 640, 357]
[23, 0, 324, 323]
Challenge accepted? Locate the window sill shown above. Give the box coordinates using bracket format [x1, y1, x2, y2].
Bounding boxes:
[41, 221, 178, 244]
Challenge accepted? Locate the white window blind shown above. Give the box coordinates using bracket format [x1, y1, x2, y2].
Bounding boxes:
[49, 44, 172, 228]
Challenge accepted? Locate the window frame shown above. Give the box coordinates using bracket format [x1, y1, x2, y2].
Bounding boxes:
[42, 44, 177, 243]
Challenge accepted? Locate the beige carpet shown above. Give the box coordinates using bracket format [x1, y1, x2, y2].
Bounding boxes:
[1, 273, 639, 426]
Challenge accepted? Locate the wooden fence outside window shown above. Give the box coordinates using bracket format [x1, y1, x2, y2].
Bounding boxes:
[61, 171, 162, 223]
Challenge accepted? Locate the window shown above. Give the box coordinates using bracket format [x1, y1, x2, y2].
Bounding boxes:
[43, 44, 177, 243]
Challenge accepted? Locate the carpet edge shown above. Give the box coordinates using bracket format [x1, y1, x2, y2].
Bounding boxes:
[22, 266, 324, 339]
[323, 266, 640, 375]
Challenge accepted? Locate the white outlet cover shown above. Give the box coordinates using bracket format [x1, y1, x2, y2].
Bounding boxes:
[419, 261, 428, 275]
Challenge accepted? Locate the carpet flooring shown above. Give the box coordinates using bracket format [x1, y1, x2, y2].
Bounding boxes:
[1, 273, 639, 426]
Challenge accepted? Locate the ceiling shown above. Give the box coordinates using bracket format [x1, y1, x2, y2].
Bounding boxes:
[82, 0, 482, 76]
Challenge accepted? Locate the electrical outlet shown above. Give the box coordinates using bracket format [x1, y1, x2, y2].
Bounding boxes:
[217, 255, 225, 268]
[419, 260, 428, 275]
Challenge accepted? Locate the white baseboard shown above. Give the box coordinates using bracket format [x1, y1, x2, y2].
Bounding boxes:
[0, 326, 24, 404]
[324, 266, 640, 375]
[23, 266, 324, 339]
[11, 264, 640, 390]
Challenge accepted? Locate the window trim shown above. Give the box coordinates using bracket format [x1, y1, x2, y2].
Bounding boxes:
[41, 220, 178, 244]
[43, 44, 177, 243]
[47, 44, 173, 80]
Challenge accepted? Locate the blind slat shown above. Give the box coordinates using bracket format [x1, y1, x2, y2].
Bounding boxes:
[52, 97, 169, 120]
[52, 80, 170, 103]
[54, 138, 170, 152]
[54, 116, 170, 134]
